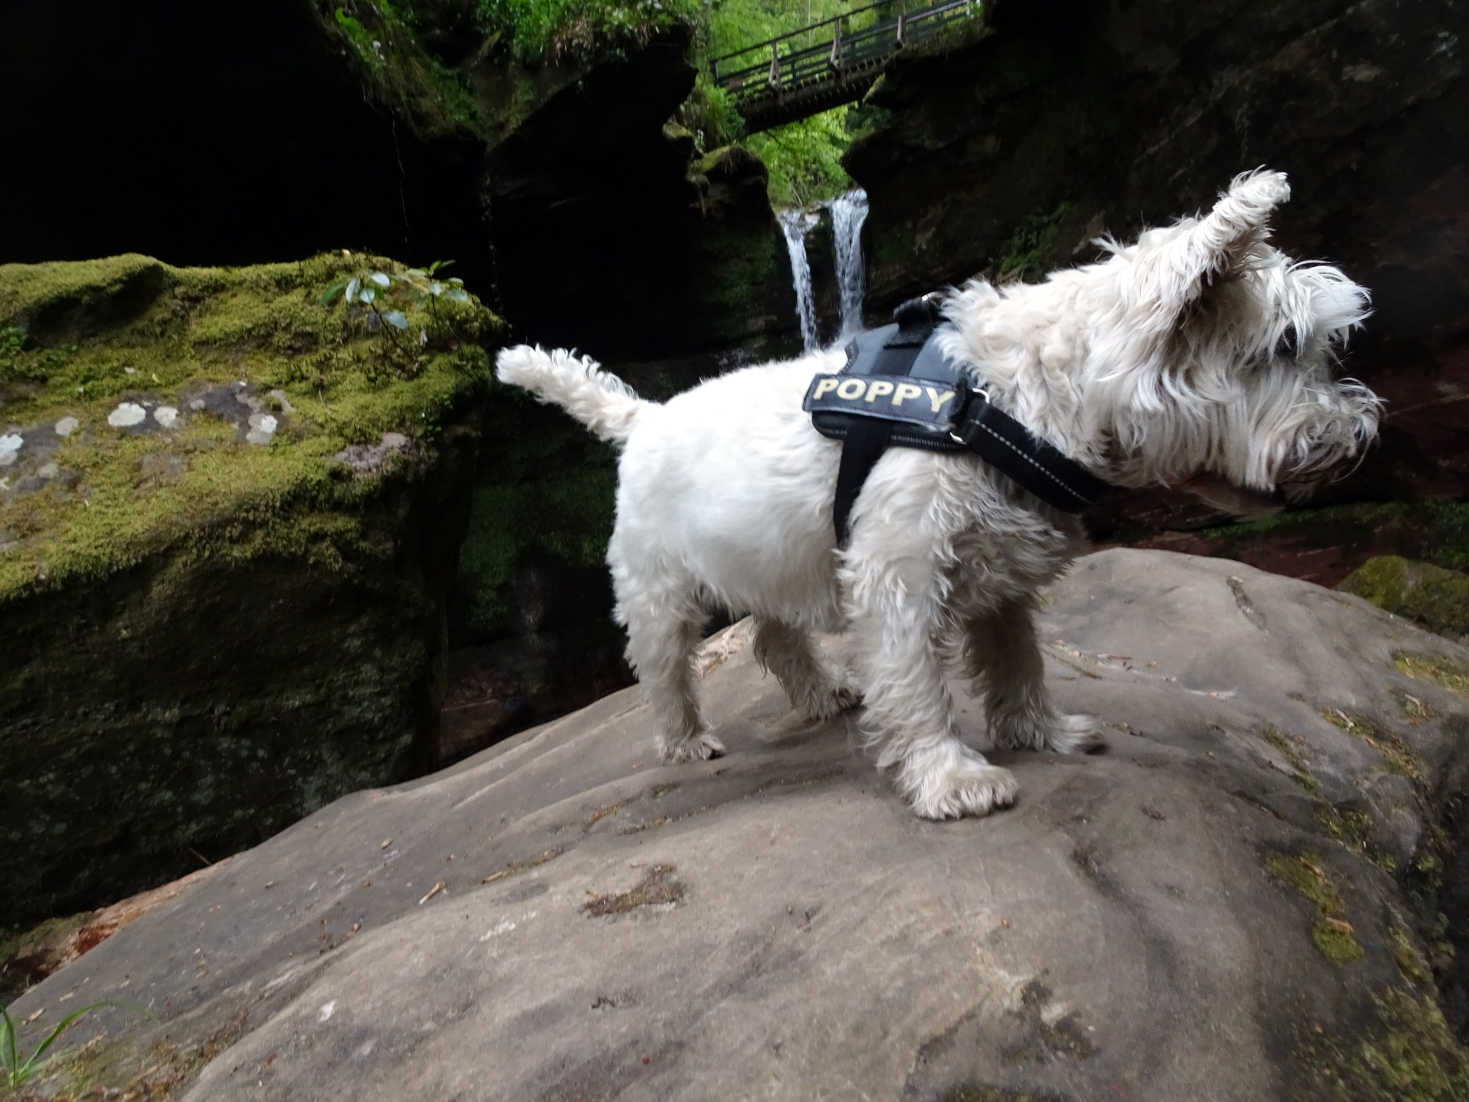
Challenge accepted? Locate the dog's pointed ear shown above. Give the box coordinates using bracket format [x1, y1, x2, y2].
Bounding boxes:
[1155, 169, 1290, 316]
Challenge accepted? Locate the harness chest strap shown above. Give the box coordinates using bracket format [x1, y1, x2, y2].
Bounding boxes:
[802, 297, 1109, 543]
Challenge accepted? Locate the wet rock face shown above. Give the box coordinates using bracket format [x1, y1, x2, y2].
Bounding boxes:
[9, 550, 1469, 1100]
[845, 0, 1467, 507]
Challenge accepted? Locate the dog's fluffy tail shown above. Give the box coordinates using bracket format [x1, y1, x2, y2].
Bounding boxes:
[495, 345, 649, 447]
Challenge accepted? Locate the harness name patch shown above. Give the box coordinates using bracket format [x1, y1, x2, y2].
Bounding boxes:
[802, 373, 960, 430]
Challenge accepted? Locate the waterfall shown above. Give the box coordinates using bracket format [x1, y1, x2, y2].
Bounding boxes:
[829, 189, 869, 338]
[778, 208, 821, 353]
[777, 189, 869, 352]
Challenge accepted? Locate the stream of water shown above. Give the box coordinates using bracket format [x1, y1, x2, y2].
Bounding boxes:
[830, 189, 869, 339]
[779, 189, 870, 353]
[777, 207, 821, 353]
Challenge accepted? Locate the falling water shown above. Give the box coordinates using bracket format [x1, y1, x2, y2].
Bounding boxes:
[829, 189, 869, 338]
[778, 207, 821, 353]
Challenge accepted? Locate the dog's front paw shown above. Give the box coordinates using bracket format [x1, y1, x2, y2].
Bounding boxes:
[659, 730, 726, 764]
[1047, 713, 1107, 754]
[910, 760, 1019, 821]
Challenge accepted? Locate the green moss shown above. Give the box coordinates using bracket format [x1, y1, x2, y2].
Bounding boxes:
[21, 1007, 249, 1101]
[1258, 726, 1394, 868]
[1394, 652, 1469, 696]
[0, 252, 502, 603]
[1303, 988, 1469, 1100]
[995, 202, 1075, 280]
[1318, 807, 1397, 873]
[1264, 849, 1364, 964]
[315, 0, 484, 140]
[1389, 922, 1435, 988]
[1340, 555, 1469, 639]
[1261, 723, 1324, 797]
[1396, 689, 1435, 724]
[1321, 709, 1424, 783]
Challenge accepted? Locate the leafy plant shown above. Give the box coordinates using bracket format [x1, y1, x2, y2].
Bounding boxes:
[2, 1001, 114, 1089]
[320, 259, 472, 348]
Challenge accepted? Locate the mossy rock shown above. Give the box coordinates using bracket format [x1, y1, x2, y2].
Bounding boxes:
[312, 0, 485, 143]
[1339, 555, 1469, 641]
[0, 253, 504, 924]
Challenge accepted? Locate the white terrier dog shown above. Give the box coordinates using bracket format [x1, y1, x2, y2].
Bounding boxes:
[495, 170, 1381, 819]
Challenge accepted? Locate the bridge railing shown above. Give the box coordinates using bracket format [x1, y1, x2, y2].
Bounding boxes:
[710, 0, 979, 111]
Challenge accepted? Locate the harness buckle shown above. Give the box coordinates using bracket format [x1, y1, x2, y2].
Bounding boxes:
[948, 374, 987, 445]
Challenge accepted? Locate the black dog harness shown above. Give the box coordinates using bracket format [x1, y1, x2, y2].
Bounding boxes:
[803, 295, 1109, 544]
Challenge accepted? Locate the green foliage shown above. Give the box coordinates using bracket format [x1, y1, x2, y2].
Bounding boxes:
[703, 0, 883, 64]
[464, 0, 876, 203]
[677, 71, 745, 152]
[474, 0, 701, 61]
[700, 0, 879, 206]
[320, 259, 475, 374]
[317, 0, 483, 138]
[744, 104, 855, 207]
[2, 1001, 114, 1089]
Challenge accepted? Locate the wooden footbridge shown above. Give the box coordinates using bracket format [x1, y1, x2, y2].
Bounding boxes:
[709, 0, 981, 133]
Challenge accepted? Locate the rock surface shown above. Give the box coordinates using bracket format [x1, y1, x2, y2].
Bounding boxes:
[0, 253, 501, 924]
[10, 550, 1469, 1100]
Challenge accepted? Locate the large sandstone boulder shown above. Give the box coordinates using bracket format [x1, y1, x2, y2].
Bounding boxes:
[8, 550, 1468, 1099]
[0, 253, 501, 925]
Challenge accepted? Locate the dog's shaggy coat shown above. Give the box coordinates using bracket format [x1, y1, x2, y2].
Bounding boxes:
[496, 170, 1382, 819]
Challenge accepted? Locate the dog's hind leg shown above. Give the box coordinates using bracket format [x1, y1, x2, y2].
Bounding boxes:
[620, 594, 726, 764]
[843, 554, 1017, 820]
[962, 597, 1105, 755]
[752, 617, 860, 722]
